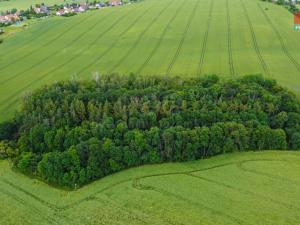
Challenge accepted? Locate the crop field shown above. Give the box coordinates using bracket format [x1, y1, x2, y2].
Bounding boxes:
[0, 0, 300, 121]
[0, 151, 299, 225]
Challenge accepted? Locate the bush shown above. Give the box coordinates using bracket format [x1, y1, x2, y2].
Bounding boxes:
[17, 152, 38, 174]
[0, 121, 17, 141]
[62, 12, 77, 17]
[291, 132, 300, 150]
[0, 141, 16, 159]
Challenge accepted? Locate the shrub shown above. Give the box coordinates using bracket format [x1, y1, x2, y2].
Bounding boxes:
[0, 141, 15, 159]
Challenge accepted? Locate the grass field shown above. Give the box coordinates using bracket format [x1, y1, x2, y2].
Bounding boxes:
[0, 0, 300, 122]
[0, 151, 299, 225]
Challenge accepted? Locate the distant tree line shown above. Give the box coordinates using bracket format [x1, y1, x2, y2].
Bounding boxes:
[1, 74, 300, 188]
[261, 0, 299, 13]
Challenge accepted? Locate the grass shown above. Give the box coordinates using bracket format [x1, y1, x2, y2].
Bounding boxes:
[0, 19, 42, 40]
[0, 0, 300, 122]
[0, 24, 24, 39]
[0, 151, 299, 224]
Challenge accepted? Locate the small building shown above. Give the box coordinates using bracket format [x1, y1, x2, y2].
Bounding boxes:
[109, 0, 122, 6]
[33, 5, 49, 15]
[56, 9, 71, 16]
[0, 16, 6, 24]
[0, 14, 20, 25]
[79, 3, 89, 11]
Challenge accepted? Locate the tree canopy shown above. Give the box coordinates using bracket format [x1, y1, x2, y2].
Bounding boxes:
[1, 74, 300, 188]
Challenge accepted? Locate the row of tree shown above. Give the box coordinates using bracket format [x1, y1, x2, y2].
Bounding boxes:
[262, 0, 300, 13]
[1, 74, 300, 188]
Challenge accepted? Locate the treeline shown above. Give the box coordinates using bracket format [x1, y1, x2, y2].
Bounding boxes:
[261, 0, 299, 13]
[1, 74, 300, 188]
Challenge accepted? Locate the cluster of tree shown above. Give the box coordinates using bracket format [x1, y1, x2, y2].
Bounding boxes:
[0, 29, 6, 45]
[0, 8, 17, 16]
[261, 0, 299, 13]
[1, 74, 300, 188]
[0, 22, 11, 28]
[19, 5, 47, 19]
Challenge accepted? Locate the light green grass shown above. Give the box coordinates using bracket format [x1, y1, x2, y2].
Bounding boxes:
[0, 0, 300, 121]
[0, 151, 300, 224]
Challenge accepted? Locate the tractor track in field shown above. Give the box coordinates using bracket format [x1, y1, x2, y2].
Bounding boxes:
[0, 19, 65, 61]
[1, 160, 246, 212]
[0, 7, 143, 110]
[100, 194, 193, 225]
[107, 0, 172, 74]
[130, 158, 288, 187]
[0, 9, 117, 86]
[0, 12, 97, 73]
[236, 160, 300, 186]
[197, 0, 214, 75]
[165, 0, 201, 76]
[135, 0, 183, 75]
[240, 0, 269, 76]
[226, 0, 235, 76]
[97, 198, 150, 225]
[95, 196, 165, 225]
[2, 158, 299, 215]
[133, 179, 248, 225]
[59, 178, 136, 211]
[35, 6, 139, 76]
[0, 172, 135, 212]
[0, 179, 79, 224]
[1, 178, 59, 210]
[257, 3, 300, 73]
[0, 185, 61, 225]
[76, 5, 153, 76]
[186, 173, 300, 211]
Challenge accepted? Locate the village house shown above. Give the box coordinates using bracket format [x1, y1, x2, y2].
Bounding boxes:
[56, 8, 71, 16]
[33, 5, 50, 15]
[0, 14, 20, 25]
[55, 3, 89, 15]
[93, 2, 106, 8]
[79, 3, 89, 11]
[109, 0, 122, 6]
[72, 3, 88, 12]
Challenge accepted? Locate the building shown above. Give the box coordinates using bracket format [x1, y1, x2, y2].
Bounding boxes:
[79, 3, 88, 11]
[0, 14, 20, 25]
[109, 0, 122, 6]
[56, 9, 71, 16]
[33, 5, 50, 15]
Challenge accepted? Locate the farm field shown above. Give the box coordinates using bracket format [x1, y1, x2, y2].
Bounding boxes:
[0, 0, 300, 121]
[0, 151, 299, 225]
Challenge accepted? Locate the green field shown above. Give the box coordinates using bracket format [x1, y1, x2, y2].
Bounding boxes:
[0, 151, 299, 225]
[0, 0, 300, 121]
